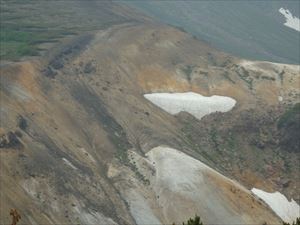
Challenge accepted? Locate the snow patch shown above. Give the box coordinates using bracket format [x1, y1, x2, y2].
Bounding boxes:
[252, 188, 300, 223]
[126, 190, 161, 225]
[62, 158, 77, 170]
[9, 84, 32, 101]
[279, 8, 300, 32]
[144, 146, 256, 224]
[144, 92, 236, 120]
[146, 146, 210, 193]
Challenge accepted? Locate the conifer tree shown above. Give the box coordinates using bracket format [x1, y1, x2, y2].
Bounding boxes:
[182, 215, 203, 225]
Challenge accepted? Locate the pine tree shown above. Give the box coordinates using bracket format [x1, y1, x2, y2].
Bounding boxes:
[283, 217, 300, 225]
[182, 215, 203, 225]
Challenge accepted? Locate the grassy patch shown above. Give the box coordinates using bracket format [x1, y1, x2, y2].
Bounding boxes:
[0, 1, 132, 61]
[181, 121, 200, 151]
[278, 70, 285, 84]
[223, 71, 236, 84]
[129, 162, 150, 185]
[0, 25, 79, 60]
[261, 75, 275, 81]
[235, 66, 253, 90]
[0, 41, 38, 60]
[226, 132, 236, 150]
[182, 65, 195, 82]
[210, 128, 220, 151]
[277, 103, 300, 128]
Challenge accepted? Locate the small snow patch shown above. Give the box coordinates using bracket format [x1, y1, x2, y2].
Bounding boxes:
[62, 158, 77, 170]
[279, 8, 300, 32]
[144, 92, 236, 120]
[252, 188, 300, 223]
[9, 84, 32, 101]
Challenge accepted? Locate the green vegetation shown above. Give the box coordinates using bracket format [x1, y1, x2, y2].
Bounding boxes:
[278, 70, 285, 84]
[182, 65, 195, 82]
[183, 215, 203, 225]
[235, 65, 253, 90]
[210, 128, 220, 152]
[181, 121, 220, 166]
[0, 0, 132, 61]
[0, 16, 71, 60]
[175, 215, 203, 225]
[181, 121, 198, 149]
[226, 132, 236, 151]
[277, 103, 300, 128]
[178, 216, 300, 225]
[283, 218, 300, 225]
[109, 132, 130, 165]
[0, 26, 64, 60]
[261, 75, 275, 81]
[129, 161, 150, 185]
[223, 71, 236, 84]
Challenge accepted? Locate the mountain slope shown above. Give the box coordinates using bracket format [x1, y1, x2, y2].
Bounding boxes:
[1, 5, 299, 224]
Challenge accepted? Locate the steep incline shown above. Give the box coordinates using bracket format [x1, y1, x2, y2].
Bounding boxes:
[124, 146, 281, 224]
[1, 22, 299, 224]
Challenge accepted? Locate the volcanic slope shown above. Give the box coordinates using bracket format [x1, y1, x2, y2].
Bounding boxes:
[1, 22, 299, 224]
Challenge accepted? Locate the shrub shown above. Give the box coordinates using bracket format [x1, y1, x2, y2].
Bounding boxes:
[182, 215, 204, 225]
[283, 217, 300, 225]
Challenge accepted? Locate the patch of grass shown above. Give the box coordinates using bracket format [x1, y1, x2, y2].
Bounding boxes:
[226, 132, 236, 150]
[200, 150, 217, 164]
[210, 128, 220, 151]
[0, 1, 133, 61]
[182, 65, 195, 82]
[0, 26, 78, 60]
[129, 162, 150, 185]
[261, 75, 275, 81]
[0, 41, 37, 60]
[236, 66, 253, 90]
[278, 70, 285, 84]
[277, 103, 300, 128]
[223, 71, 236, 84]
[181, 122, 199, 150]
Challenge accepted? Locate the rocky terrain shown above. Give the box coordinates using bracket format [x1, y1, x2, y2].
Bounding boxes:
[0, 1, 299, 225]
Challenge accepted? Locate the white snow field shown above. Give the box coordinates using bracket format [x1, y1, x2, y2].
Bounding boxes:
[279, 8, 300, 32]
[125, 190, 161, 225]
[144, 92, 236, 120]
[252, 188, 300, 223]
[144, 146, 279, 224]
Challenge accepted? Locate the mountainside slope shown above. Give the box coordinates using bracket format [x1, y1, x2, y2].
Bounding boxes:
[1, 13, 299, 225]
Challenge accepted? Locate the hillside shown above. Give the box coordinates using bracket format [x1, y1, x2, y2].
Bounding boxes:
[0, 1, 299, 224]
